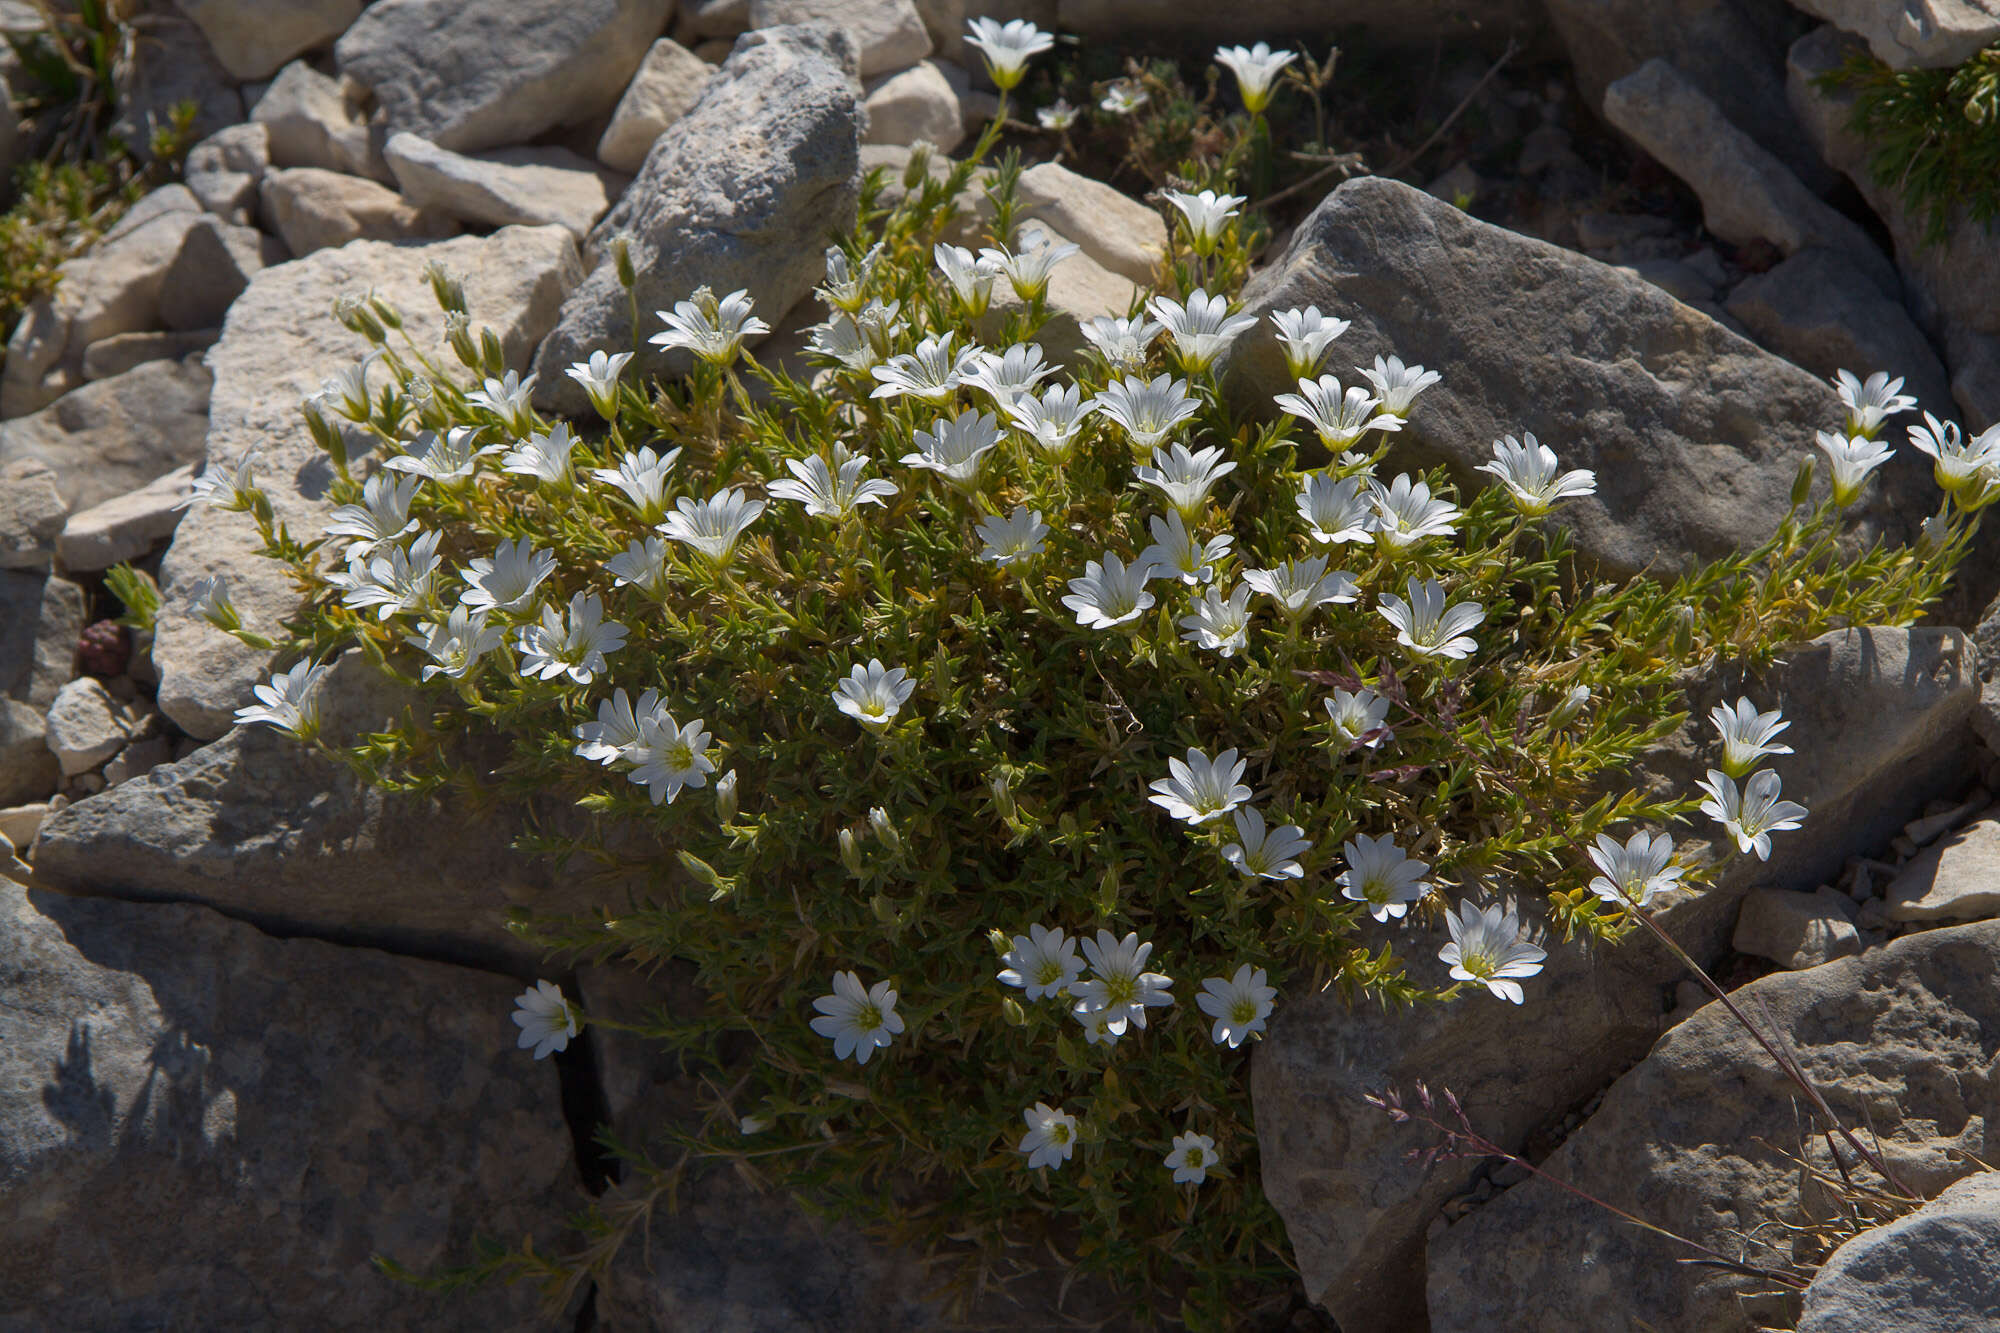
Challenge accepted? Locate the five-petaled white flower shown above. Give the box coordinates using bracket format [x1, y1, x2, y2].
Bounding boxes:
[658, 487, 766, 565]
[964, 16, 1053, 89]
[1071, 929, 1175, 1034]
[590, 445, 683, 523]
[651, 286, 769, 364]
[1270, 306, 1350, 382]
[1148, 288, 1260, 374]
[1709, 697, 1793, 777]
[1370, 473, 1462, 549]
[1036, 98, 1079, 130]
[322, 472, 420, 553]
[872, 330, 980, 403]
[1148, 746, 1251, 825]
[1378, 577, 1485, 660]
[1338, 832, 1431, 922]
[1814, 429, 1895, 507]
[1906, 411, 2000, 497]
[1214, 41, 1297, 112]
[1244, 555, 1357, 620]
[816, 243, 881, 313]
[330, 530, 443, 620]
[1274, 374, 1399, 447]
[564, 349, 634, 419]
[384, 427, 492, 485]
[980, 230, 1081, 305]
[769, 445, 899, 519]
[810, 971, 905, 1065]
[1006, 381, 1091, 457]
[605, 536, 674, 600]
[1196, 963, 1277, 1047]
[997, 924, 1085, 1001]
[1140, 510, 1232, 584]
[1325, 687, 1392, 749]
[323, 352, 383, 423]
[1094, 373, 1200, 449]
[573, 686, 660, 765]
[458, 537, 557, 615]
[975, 506, 1050, 565]
[935, 244, 1001, 314]
[1476, 434, 1598, 516]
[500, 422, 582, 488]
[1134, 441, 1238, 518]
[903, 408, 1002, 490]
[515, 591, 627, 685]
[1073, 1003, 1125, 1046]
[1019, 1102, 1078, 1168]
[188, 575, 239, 632]
[1585, 830, 1685, 908]
[1179, 583, 1254, 656]
[465, 369, 537, 435]
[1164, 1130, 1220, 1185]
[511, 979, 579, 1059]
[1360, 355, 1442, 416]
[1100, 81, 1148, 115]
[1440, 899, 1547, 1004]
[963, 342, 1057, 411]
[833, 658, 916, 732]
[1294, 472, 1375, 546]
[234, 658, 332, 739]
[1163, 189, 1245, 255]
[1696, 768, 1809, 861]
[412, 605, 505, 682]
[1221, 808, 1311, 880]
[626, 710, 716, 804]
[182, 451, 261, 511]
[1062, 552, 1159, 630]
[1078, 315, 1162, 373]
[1834, 369, 1917, 438]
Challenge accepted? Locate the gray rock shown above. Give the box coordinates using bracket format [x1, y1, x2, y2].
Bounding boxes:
[0, 457, 66, 569]
[383, 134, 625, 241]
[0, 699, 56, 806]
[531, 24, 864, 415]
[43, 677, 127, 776]
[750, 0, 932, 77]
[259, 167, 459, 257]
[1622, 256, 1717, 306]
[1790, 0, 2000, 70]
[80, 328, 220, 382]
[106, 13, 242, 162]
[596, 38, 716, 174]
[1725, 248, 1955, 413]
[56, 465, 194, 573]
[100, 732, 173, 788]
[863, 60, 965, 153]
[1604, 60, 1897, 294]
[1884, 810, 2000, 923]
[151, 225, 581, 739]
[1014, 160, 1166, 287]
[0, 359, 211, 515]
[182, 123, 271, 224]
[1731, 886, 1861, 967]
[913, 0, 964, 63]
[0, 879, 578, 1329]
[1054, 0, 1542, 43]
[1253, 625, 1977, 1332]
[1800, 1171, 2000, 1333]
[178, 0, 365, 81]
[682, 0, 754, 39]
[0, 800, 47, 847]
[251, 60, 385, 182]
[1232, 177, 1929, 580]
[1947, 324, 2000, 432]
[1424, 919, 2000, 1333]
[158, 216, 282, 333]
[335, 0, 672, 153]
[0, 570, 82, 711]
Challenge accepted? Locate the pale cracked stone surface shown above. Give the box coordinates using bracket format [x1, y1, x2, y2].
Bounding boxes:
[384, 133, 626, 241]
[1800, 1172, 2000, 1332]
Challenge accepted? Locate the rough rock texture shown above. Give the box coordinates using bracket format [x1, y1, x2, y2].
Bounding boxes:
[259, 167, 460, 257]
[183, 123, 270, 224]
[1731, 886, 1861, 968]
[980, 224, 1136, 365]
[1054, 0, 1544, 43]
[0, 570, 83, 711]
[0, 359, 212, 514]
[1885, 811, 2000, 923]
[80, 329, 217, 382]
[1799, 1172, 2000, 1333]
[1949, 326, 2000, 432]
[152, 225, 581, 740]
[1014, 161, 1166, 286]
[384, 134, 624, 240]
[159, 216, 283, 332]
[531, 24, 864, 415]
[0, 879, 578, 1329]
[43, 678, 126, 777]
[335, 0, 673, 153]
[106, 13, 242, 160]
[56, 465, 193, 573]
[252, 60, 385, 182]
[750, 0, 932, 76]
[597, 38, 716, 173]
[0, 699, 56, 806]
[1425, 920, 2000, 1333]
[178, 0, 365, 80]
[1254, 625, 1978, 1332]
[1232, 177, 1928, 579]
[863, 61, 965, 153]
[1790, 0, 2000, 69]
[0, 457, 66, 568]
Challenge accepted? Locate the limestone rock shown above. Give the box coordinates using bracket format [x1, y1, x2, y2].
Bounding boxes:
[251, 60, 385, 182]
[0, 457, 66, 569]
[1885, 810, 2000, 923]
[0, 879, 578, 1328]
[1732, 886, 1861, 968]
[862, 60, 965, 154]
[0, 570, 82, 711]
[0, 699, 56, 806]
[749, 0, 932, 77]
[981, 224, 1136, 366]
[183, 123, 271, 224]
[55, 465, 194, 573]
[178, 0, 365, 81]
[1054, 0, 1542, 44]
[1014, 160, 1165, 286]
[1789, 0, 2000, 70]
[158, 216, 283, 333]
[596, 38, 716, 174]
[43, 677, 126, 776]
[531, 24, 863, 415]
[1425, 920, 2000, 1333]
[259, 167, 459, 257]
[384, 133, 625, 241]
[80, 329, 219, 382]
[151, 225, 581, 739]
[0, 801, 45, 848]
[106, 13, 242, 161]
[1947, 325, 2000, 432]
[0, 359, 212, 515]
[335, 0, 673, 153]
[1799, 1172, 2000, 1332]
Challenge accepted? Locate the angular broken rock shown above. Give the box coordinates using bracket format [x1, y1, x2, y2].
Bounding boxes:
[749, 0, 933, 77]
[55, 465, 194, 573]
[862, 60, 965, 154]
[1731, 886, 1861, 969]
[251, 59, 386, 182]
[384, 133, 625, 241]
[178, 0, 365, 81]
[1788, 0, 2000, 71]
[183, 123, 271, 225]
[1884, 809, 2000, 923]
[0, 698, 56, 806]
[1014, 160, 1166, 287]
[42, 677, 127, 776]
[259, 167, 460, 258]
[0, 569, 83, 712]
[80, 329, 220, 383]
[0, 359, 212, 514]
[595, 38, 717, 174]
[158, 215, 285, 333]
[0, 456, 66, 569]
[1799, 1172, 2000, 1333]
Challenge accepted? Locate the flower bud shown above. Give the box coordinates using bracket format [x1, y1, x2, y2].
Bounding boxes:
[612, 236, 636, 290]
[839, 827, 863, 876]
[423, 261, 467, 314]
[368, 294, 404, 331]
[715, 769, 738, 823]
[868, 805, 901, 854]
[479, 328, 506, 378]
[987, 927, 1011, 957]
[1001, 997, 1028, 1027]
[334, 294, 386, 344]
[988, 771, 1016, 820]
[189, 575, 240, 632]
[1790, 456, 1816, 508]
[739, 1114, 771, 1135]
[1548, 683, 1591, 729]
[903, 141, 933, 191]
[444, 311, 480, 369]
[301, 394, 346, 471]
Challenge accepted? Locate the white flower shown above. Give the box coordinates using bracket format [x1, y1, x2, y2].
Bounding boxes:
[809, 971, 905, 1065]
[1440, 900, 1547, 1004]
[980, 229, 1080, 303]
[1036, 98, 1078, 130]
[1196, 963, 1276, 1047]
[564, 349, 634, 419]
[330, 530, 443, 620]
[1093, 373, 1200, 449]
[1214, 41, 1296, 112]
[1296, 472, 1376, 545]
[412, 605, 504, 681]
[650, 286, 769, 364]
[323, 352, 382, 423]
[1078, 315, 1162, 373]
[658, 487, 766, 565]
[1476, 434, 1597, 516]
[1338, 832, 1431, 922]
[1148, 288, 1259, 374]
[383, 427, 492, 485]
[573, 686, 660, 765]
[1100, 80, 1147, 115]
[903, 408, 1001, 490]
[1585, 830, 1685, 908]
[871, 330, 979, 403]
[1906, 411, 1999, 496]
[1815, 430, 1895, 507]
[182, 450, 260, 512]
[1134, 441, 1237, 518]
[323, 473, 421, 550]
[1244, 555, 1357, 620]
[626, 711, 716, 804]
[458, 537, 556, 615]
[605, 536, 674, 600]
[1697, 768, 1809, 861]
[1139, 510, 1232, 584]
[975, 506, 1049, 565]
[1006, 381, 1091, 457]
[187, 574, 239, 632]
[1164, 1130, 1219, 1185]
[1369, 474, 1461, 549]
[768, 446, 899, 519]
[1070, 929, 1174, 1034]
[1325, 687, 1392, 749]
[963, 342, 1057, 411]
[1360, 355, 1442, 416]
[1018, 1102, 1077, 1169]
[809, 310, 884, 372]
[935, 244, 1000, 314]
[833, 658, 915, 732]
[1221, 808, 1310, 880]
[500, 421, 581, 488]
[1062, 552, 1158, 630]
[1834, 369, 1917, 437]
[1073, 1004, 1125, 1046]
[465, 369, 537, 435]
[590, 445, 683, 522]
[1270, 306, 1350, 381]
[964, 16, 1053, 89]
[998, 924, 1084, 1001]
[1709, 698, 1793, 777]
[511, 979, 579, 1060]
[514, 592, 627, 685]
[816, 242, 881, 313]
[1179, 583, 1254, 656]
[1163, 189, 1245, 254]
[1378, 577, 1484, 660]
[1274, 374, 1399, 447]
[1148, 746, 1251, 825]
[234, 658, 331, 738]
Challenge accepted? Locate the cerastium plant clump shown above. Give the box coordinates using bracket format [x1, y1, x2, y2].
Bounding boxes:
[174, 21, 1986, 1328]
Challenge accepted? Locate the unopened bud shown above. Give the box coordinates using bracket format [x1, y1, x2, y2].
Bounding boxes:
[444, 311, 479, 370]
[612, 236, 636, 290]
[368, 294, 404, 331]
[423, 261, 467, 314]
[334, 294, 387, 343]
[1548, 683, 1591, 728]
[987, 927, 1011, 957]
[1790, 456, 1816, 508]
[839, 827, 863, 876]
[188, 575, 240, 632]
[478, 328, 506, 378]
[301, 394, 347, 471]
[868, 805, 901, 854]
[989, 771, 1016, 820]
[715, 769, 738, 823]
[1001, 997, 1028, 1026]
